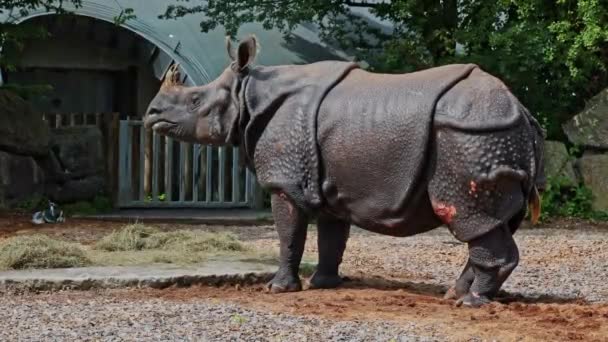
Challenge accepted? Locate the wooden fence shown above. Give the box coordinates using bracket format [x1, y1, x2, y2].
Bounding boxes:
[117, 119, 260, 208]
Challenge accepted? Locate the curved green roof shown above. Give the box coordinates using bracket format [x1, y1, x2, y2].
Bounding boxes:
[3, 0, 347, 85]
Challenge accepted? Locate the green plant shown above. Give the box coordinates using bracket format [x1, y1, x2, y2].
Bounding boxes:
[540, 176, 608, 222]
[299, 262, 316, 277]
[230, 313, 247, 325]
[62, 196, 113, 216]
[14, 194, 47, 212]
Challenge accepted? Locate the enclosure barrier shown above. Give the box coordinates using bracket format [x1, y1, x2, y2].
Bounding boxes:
[42, 112, 120, 203]
[117, 119, 259, 208]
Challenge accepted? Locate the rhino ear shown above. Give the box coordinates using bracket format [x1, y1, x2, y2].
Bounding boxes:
[226, 36, 236, 61]
[236, 35, 257, 71]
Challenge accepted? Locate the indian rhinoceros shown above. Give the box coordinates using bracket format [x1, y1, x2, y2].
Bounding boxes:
[143, 35, 545, 307]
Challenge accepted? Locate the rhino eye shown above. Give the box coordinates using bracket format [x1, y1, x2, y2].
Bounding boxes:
[189, 95, 201, 109]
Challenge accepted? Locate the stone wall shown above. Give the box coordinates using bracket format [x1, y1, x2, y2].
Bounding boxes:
[554, 87, 608, 211]
[0, 90, 106, 207]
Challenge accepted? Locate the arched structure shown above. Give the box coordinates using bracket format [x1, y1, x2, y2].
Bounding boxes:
[2, 0, 348, 86]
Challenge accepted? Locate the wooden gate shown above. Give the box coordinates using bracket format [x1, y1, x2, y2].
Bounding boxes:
[117, 119, 258, 208]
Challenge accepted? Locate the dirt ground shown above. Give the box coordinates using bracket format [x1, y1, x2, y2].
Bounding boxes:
[1, 212, 608, 341]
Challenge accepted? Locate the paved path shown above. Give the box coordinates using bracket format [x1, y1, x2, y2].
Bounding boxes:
[75, 208, 273, 225]
[0, 261, 275, 292]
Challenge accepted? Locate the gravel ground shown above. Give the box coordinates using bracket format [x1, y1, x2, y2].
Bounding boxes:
[1, 218, 607, 341]
[249, 224, 608, 303]
[0, 294, 444, 341]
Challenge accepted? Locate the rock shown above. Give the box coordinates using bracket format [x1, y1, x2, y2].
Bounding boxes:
[0, 151, 45, 203]
[45, 176, 105, 203]
[563, 88, 608, 149]
[50, 126, 104, 178]
[0, 186, 5, 210]
[0, 90, 50, 156]
[578, 154, 608, 211]
[542, 141, 578, 186]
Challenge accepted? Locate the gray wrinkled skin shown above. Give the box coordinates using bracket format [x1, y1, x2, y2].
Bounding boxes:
[144, 35, 545, 307]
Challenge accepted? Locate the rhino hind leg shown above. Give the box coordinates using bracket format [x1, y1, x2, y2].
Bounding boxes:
[308, 214, 350, 289]
[266, 192, 309, 293]
[456, 224, 519, 307]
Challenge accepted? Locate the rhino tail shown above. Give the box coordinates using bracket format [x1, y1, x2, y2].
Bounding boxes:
[528, 185, 541, 225]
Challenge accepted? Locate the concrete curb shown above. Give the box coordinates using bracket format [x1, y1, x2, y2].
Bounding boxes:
[0, 261, 275, 293]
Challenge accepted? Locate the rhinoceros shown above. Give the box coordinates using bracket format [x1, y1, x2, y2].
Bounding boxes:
[144, 35, 545, 307]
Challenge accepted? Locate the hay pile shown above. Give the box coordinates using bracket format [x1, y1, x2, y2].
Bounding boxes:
[0, 235, 91, 270]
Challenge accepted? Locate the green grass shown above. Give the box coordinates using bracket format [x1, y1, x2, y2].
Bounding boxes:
[0, 235, 92, 270]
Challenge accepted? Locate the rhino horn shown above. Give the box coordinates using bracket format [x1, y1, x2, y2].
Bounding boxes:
[162, 63, 182, 89]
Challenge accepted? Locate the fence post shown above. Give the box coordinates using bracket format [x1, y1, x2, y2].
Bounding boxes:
[118, 119, 132, 206]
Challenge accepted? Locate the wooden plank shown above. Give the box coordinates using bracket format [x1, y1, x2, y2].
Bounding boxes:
[117, 201, 254, 209]
[109, 113, 120, 205]
[193, 145, 200, 202]
[245, 169, 252, 204]
[205, 146, 213, 202]
[165, 137, 173, 203]
[118, 120, 132, 206]
[179, 143, 186, 202]
[218, 146, 225, 203]
[138, 126, 145, 201]
[152, 132, 160, 201]
[232, 147, 240, 204]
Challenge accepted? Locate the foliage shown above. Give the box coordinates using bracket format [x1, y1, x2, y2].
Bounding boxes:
[13, 193, 47, 211]
[161, 0, 608, 139]
[62, 196, 113, 216]
[0, 235, 91, 270]
[540, 176, 608, 222]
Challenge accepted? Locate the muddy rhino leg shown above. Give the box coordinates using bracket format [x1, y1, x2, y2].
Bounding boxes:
[458, 225, 519, 307]
[309, 214, 350, 289]
[266, 192, 309, 293]
[444, 260, 474, 300]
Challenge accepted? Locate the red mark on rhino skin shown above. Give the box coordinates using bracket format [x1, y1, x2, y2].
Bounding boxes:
[431, 201, 457, 224]
[469, 180, 478, 196]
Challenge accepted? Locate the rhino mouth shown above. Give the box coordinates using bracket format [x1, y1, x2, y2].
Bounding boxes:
[144, 117, 177, 131]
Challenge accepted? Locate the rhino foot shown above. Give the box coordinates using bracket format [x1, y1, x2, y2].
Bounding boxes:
[265, 273, 302, 293]
[308, 272, 343, 289]
[443, 286, 460, 300]
[455, 292, 492, 308]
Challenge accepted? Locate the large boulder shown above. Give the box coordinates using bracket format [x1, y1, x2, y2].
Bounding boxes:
[543, 140, 578, 186]
[45, 176, 105, 203]
[0, 151, 45, 203]
[578, 153, 608, 212]
[0, 90, 50, 156]
[50, 126, 105, 178]
[563, 88, 608, 149]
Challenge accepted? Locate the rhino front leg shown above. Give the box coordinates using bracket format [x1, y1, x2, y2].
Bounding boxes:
[444, 260, 474, 300]
[309, 214, 350, 289]
[458, 225, 519, 307]
[266, 192, 309, 293]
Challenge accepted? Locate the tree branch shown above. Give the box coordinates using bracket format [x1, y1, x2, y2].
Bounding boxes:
[344, 1, 381, 8]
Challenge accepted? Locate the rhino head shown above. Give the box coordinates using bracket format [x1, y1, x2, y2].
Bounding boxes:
[143, 36, 258, 145]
